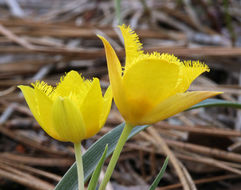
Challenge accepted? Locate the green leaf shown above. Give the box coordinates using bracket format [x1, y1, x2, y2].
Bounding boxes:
[54, 123, 149, 190]
[189, 98, 241, 110]
[87, 144, 108, 190]
[55, 98, 241, 190]
[149, 157, 169, 190]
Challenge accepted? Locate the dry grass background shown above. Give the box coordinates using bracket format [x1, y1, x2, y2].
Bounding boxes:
[0, 0, 241, 189]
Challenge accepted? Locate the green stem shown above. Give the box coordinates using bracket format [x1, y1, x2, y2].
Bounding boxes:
[99, 123, 133, 190]
[74, 142, 84, 190]
[114, 0, 122, 25]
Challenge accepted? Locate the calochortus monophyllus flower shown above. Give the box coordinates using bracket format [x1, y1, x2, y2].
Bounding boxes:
[18, 70, 112, 143]
[98, 25, 222, 190]
[19, 70, 112, 190]
[98, 25, 221, 126]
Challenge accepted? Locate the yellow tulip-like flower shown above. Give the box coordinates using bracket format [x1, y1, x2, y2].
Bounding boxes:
[99, 25, 221, 126]
[19, 70, 112, 143]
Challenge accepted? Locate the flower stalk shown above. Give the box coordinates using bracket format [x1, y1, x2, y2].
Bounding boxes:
[74, 142, 84, 190]
[99, 123, 133, 190]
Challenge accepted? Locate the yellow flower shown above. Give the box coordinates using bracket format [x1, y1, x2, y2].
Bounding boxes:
[19, 71, 112, 143]
[99, 25, 221, 126]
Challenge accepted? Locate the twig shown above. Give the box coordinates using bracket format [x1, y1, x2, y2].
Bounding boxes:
[175, 151, 241, 175]
[152, 10, 194, 34]
[0, 166, 53, 190]
[0, 86, 16, 96]
[165, 139, 241, 163]
[5, 0, 25, 18]
[0, 46, 241, 57]
[155, 121, 241, 137]
[0, 24, 34, 49]
[0, 64, 54, 124]
[235, 69, 241, 131]
[178, 161, 197, 190]
[157, 174, 239, 190]
[182, 0, 206, 33]
[127, 142, 241, 175]
[0, 124, 70, 156]
[0, 153, 74, 167]
[0, 159, 61, 181]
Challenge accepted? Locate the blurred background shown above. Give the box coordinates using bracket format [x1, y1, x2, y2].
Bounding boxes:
[0, 0, 241, 189]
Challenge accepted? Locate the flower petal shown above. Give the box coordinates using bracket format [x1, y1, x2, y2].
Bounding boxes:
[138, 91, 222, 125]
[98, 35, 128, 117]
[80, 78, 103, 139]
[54, 70, 88, 98]
[122, 54, 181, 122]
[52, 97, 86, 143]
[35, 88, 65, 141]
[31, 81, 54, 99]
[100, 86, 113, 127]
[119, 25, 143, 69]
[18, 85, 41, 125]
[177, 61, 210, 92]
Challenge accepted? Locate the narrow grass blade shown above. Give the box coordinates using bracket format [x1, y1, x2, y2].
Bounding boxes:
[87, 144, 108, 190]
[149, 157, 169, 190]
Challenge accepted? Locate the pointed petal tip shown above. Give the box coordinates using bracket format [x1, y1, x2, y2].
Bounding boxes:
[18, 85, 24, 92]
[67, 70, 79, 75]
[18, 85, 34, 97]
[97, 35, 113, 53]
[104, 85, 113, 99]
[204, 91, 223, 97]
[187, 91, 223, 103]
[214, 91, 223, 95]
[18, 85, 29, 90]
[137, 91, 223, 125]
[97, 35, 105, 41]
[97, 35, 110, 47]
[63, 70, 82, 80]
[17, 85, 23, 89]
